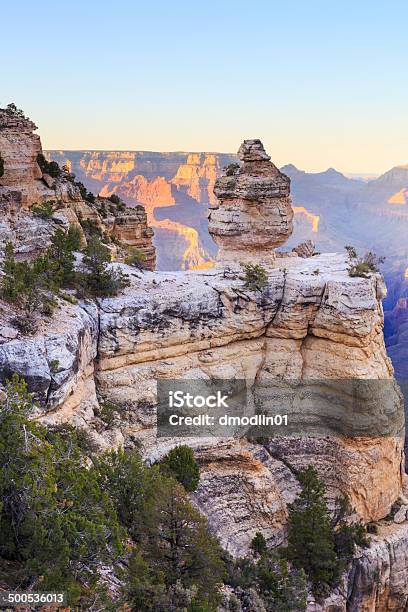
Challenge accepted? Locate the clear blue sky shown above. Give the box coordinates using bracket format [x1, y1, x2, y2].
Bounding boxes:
[2, 0, 407, 173]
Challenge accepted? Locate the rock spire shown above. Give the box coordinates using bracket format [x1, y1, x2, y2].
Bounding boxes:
[208, 139, 293, 265]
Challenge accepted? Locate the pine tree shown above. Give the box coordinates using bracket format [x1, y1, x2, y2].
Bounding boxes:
[1, 241, 19, 301]
[163, 445, 200, 492]
[144, 479, 226, 607]
[257, 555, 307, 611]
[251, 532, 267, 557]
[0, 376, 123, 603]
[286, 466, 338, 597]
[48, 227, 80, 286]
[80, 236, 129, 296]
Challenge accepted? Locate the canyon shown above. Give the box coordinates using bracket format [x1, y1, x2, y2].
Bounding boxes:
[47, 149, 408, 386]
[1, 111, 408, 609]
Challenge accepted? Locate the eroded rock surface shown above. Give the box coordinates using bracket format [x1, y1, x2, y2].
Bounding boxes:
[209, 139, 293, 264]
[0, 106, 156, 268]
[0, 128, 406, 610]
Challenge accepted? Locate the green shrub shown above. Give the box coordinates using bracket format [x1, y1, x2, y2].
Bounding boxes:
[76, 181, 88, 200]
[97, 400, 121, 427]
[162, 445, 200, 492]
[80, 236, 129, 297]
[0, 242, 60, 332]
[61, 293, 78, 305]
[256, 556, 307, 611]
[332, 495, 369, 562]
[125, 247, 148, 270]
[251, 532, 268, 557]
[224, 552, 307, 611]
[345, 245, 385, 278]
[1, 227, 82, 332]
[224, 163, 240, 176]
[79, 217, 102, 238]
[241, 263, 268, 291]
[5, 103, 27, 119]
[31, 200, 54, 219]
[109, 194, 120, 204]
[48, 226, 81, 286]
[36, 154, 61, 178]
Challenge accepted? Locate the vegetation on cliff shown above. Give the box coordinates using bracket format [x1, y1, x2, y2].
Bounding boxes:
[125, 246, 148, 270]
[241, 262, 268, 291]
[161, 444, 200, 492]
[31, 200, 55, 218]
[225, 541, 307, 611]
[345, 245, 385, 278]
[79, 236, 129, 297]
[0, 377, 225, 610]
[2, 377, 369, 610]
[287, 466, 368, 598]
[0, 228, 128, 332]
[36, 153, 61, 179]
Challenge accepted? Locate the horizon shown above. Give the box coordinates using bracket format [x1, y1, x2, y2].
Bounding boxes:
[2, 0, 408, 174]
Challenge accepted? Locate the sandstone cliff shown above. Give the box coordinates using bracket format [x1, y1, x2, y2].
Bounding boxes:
[0, 105, 156, 268]
[1, 133, 407, 609]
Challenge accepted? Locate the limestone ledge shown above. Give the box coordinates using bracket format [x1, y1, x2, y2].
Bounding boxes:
[0, 253, 404, 574]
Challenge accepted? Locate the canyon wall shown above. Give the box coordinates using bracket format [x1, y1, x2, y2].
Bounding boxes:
[47, 149, 408, 415]
[1, 126, 407, 609]
[0, 106, 156, 268]
[48, 149, 237, 270]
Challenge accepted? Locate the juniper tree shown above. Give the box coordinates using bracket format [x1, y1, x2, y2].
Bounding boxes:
[80, 236, 129, 296]
[162, 445, 200, 492]
[286, 466, 337, 597]
[0, 376, 123, 602]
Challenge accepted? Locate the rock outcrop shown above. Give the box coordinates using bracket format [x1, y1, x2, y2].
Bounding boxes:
[0, 106, 44, 206]
[0, 105, 156, 268]
[0, 251, 404, 563]
[0, 131, 406, 609]
[209, 139, 294, 265]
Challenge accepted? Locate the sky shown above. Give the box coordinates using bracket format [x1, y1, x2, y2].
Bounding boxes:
[1, 0, 408, 173]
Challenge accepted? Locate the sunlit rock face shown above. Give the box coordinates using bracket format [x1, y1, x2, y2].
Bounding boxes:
[49, 150, 236, 270]
[209, 139, 294, 265]
[1, 120, 407, 608]
[109, 207, 156, 270]
[0, 107, 156, 269]
[0, 108, 44, 206]
[48, 149, 329, 272]
[171, 153, 220, 205]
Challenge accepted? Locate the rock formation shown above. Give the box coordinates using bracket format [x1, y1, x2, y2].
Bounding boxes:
[209, 139, 294, 265]
[1, 126, 407, 609]
[0, 106, 43, 206]
[47, 148, 327, 271]
[0, 105, 156, 269]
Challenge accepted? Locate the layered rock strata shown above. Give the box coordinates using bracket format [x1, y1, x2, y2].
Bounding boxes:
[0, 134, 406, 608]
[0, 107, 43, 206]
[209, 139, 293, 265]
[0, 106, 156, 268]
[0, 253, 403, 555]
